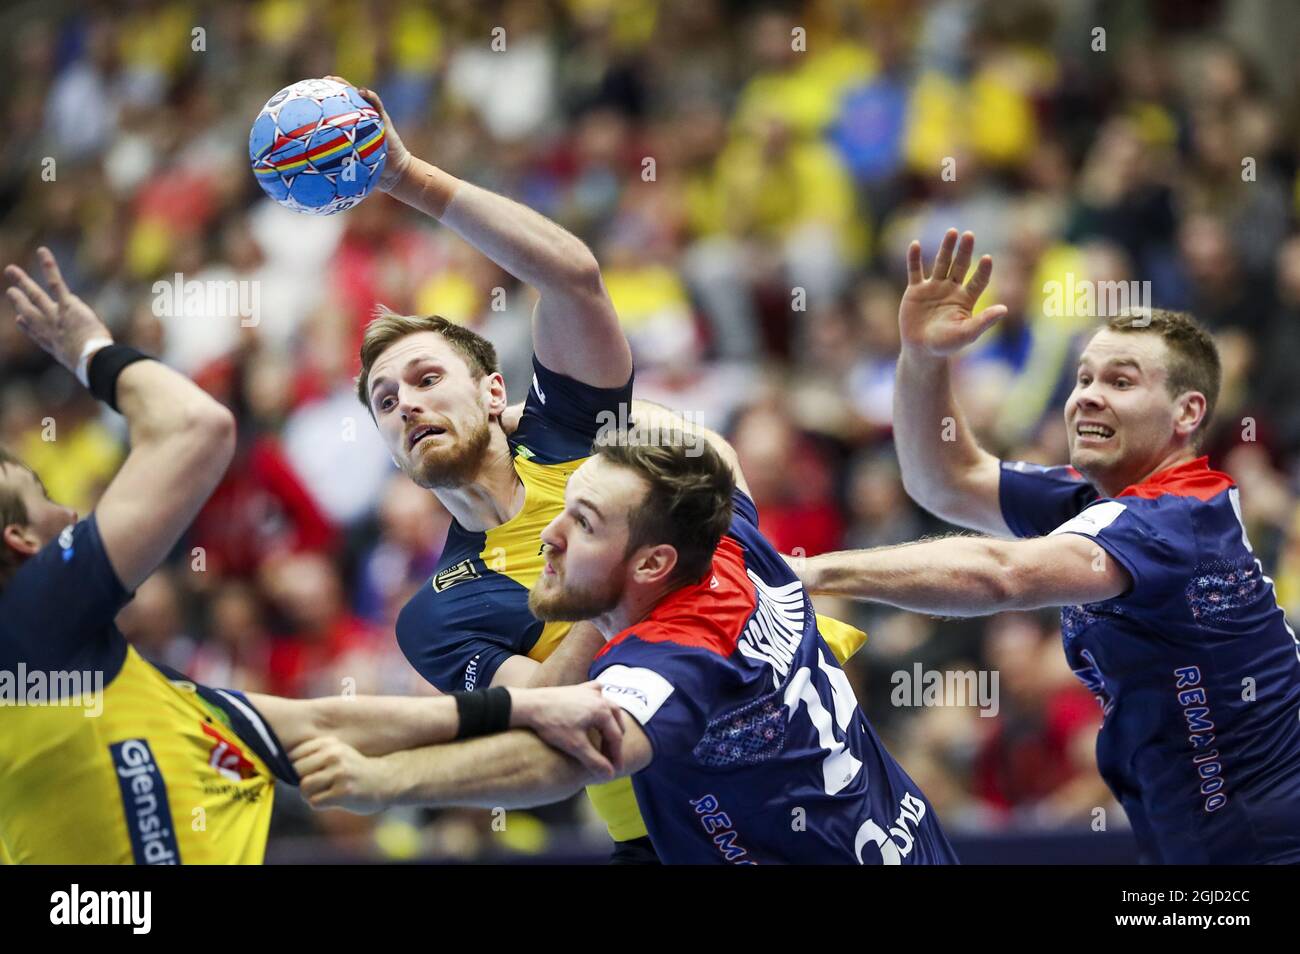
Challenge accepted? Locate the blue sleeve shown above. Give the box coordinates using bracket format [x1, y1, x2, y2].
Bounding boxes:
[1049, 497, 1192, 601]
[510, 356, 634, 464]
[395, 580, 535, 692]
[730, 487, 759, 528]
[396, 621, 519, 692]
[0, 515, 131, 674]
[999, 461, 1100, 538]
[590, 637, 717, 761]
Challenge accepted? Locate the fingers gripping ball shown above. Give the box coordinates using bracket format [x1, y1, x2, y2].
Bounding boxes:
[249, 78, 387, 215]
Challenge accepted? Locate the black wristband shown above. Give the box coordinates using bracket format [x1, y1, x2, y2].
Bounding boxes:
[451, 686, 513, 740]
[87, 344, 151, 411]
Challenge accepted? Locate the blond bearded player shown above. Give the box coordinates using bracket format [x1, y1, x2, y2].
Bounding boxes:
[344, 81, 867, 861]
[0, 248, 628, 865]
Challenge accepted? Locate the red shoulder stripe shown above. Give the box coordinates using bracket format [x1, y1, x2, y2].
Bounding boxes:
[598, 537, 755, 659]
[1117, 456, 1234, 502]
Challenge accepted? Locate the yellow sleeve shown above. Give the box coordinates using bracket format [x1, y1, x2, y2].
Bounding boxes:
[815, 613, 868, 665]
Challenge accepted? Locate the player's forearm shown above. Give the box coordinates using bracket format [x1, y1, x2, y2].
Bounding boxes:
[390, 156, 600, 297]
[115, 359, 234, 447]
[800, 536, 1024, 616]
[893, 349, 993, 512]
[286, 695, 460, 757]
[261, 688, 578, 757]
[374, 730, 593, 810]
[526, 623, 606, 688]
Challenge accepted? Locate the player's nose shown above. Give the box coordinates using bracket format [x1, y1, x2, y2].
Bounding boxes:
[539, 515, 564, 551]
[1075, 383, 1106, 409]
[397, 385, 423, 423]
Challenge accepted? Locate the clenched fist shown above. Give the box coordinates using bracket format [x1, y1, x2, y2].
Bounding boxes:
[291, 736, 388, 814]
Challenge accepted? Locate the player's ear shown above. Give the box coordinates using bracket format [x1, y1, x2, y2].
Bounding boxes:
[2, 523, 40, 559]
[633, 544, 678, 587]
[1174, 390, 1207, 439]
[483, 372, 508, 418]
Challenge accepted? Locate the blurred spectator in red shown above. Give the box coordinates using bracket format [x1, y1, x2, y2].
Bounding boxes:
[262, 551, 385, 699]
[186, 580, 272, 694]
[971, 613, 1104, 823]
[731, 401, 844, 556]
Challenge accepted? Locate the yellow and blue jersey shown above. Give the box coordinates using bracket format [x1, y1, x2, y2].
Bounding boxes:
[394, 357, 868, 844]
[0, 517, 297, 865]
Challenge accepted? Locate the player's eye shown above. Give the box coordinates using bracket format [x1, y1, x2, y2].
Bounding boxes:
[421, 374, 438, 387]
[576, 514, 591, 532]
[378, 395, 395, 412]
[1114, 378, 1131, 388]
[1077, 375, 1091, 387]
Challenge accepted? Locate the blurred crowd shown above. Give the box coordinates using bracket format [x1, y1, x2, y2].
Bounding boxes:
[5, 0, 1300, 860]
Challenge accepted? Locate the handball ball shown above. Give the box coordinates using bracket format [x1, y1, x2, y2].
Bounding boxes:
[249, 78, 387, 215]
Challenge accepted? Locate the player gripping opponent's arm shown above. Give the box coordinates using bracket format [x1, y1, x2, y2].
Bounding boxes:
[250, 681, 626, 777]
[4, 248, 235, 592]
[292, 702, 653, 815]
[893, 229, 1011, 536]
[336, 77, 632, 391]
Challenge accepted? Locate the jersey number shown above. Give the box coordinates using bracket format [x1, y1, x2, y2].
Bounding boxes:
[784, 648, 862, 795]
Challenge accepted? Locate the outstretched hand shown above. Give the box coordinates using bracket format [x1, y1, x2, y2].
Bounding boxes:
[4, 247, 112, 376]
[899, 229, 1007, 358]
[325, 75, 411, 193]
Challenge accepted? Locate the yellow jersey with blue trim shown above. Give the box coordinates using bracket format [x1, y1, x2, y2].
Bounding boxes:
[0, 516, 297, 865]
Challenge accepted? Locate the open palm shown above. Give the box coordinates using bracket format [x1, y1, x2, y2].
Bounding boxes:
[899, 229, 1007, 357]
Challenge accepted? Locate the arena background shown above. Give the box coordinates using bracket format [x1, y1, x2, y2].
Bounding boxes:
[4, 0, 1300, 863]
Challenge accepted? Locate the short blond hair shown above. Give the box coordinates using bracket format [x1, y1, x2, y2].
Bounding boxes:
[355, 306, 499, 413]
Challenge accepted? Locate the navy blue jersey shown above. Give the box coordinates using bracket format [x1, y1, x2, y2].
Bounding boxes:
[1001, 456, 1300, 863]
[590, 490, 956, 865]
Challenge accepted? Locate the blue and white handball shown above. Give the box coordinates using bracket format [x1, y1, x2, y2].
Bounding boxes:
[249, 78, 387, 215]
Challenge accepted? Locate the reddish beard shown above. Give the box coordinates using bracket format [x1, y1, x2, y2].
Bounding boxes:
[529, 562, 625, 621]
[408, 415, 492, 489]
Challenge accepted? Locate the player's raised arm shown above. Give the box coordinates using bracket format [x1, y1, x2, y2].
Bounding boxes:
[795, 532, 1130, 616]
[344, 80, 632, 389]
[4, 248, 235, 592]
[894, 230, 1009, 535]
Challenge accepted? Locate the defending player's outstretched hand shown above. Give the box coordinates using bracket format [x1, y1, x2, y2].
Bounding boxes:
[899, 229, 1008, 358]
[4, 246, 113, 377]
[324, 74, 411, 193]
